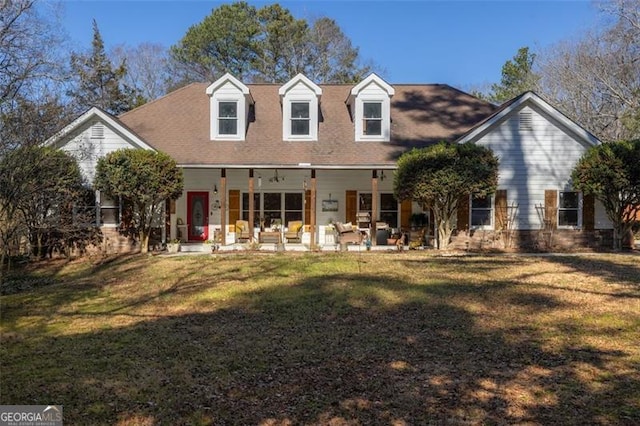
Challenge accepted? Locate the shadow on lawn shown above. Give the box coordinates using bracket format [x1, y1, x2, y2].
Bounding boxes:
[2, 268, 638, 425]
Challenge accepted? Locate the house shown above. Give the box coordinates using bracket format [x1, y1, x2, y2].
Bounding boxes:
[45, 73, 612, 251]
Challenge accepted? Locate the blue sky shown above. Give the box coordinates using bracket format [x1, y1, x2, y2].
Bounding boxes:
[57, 1, 600, 89]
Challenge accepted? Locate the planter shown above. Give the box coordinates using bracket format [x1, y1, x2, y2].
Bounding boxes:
[167, 243, 181, 253]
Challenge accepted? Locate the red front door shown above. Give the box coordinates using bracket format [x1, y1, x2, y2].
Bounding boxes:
[187, 192, 209, 241]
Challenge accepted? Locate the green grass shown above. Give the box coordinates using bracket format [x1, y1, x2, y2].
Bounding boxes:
[1, 252, 639, 425]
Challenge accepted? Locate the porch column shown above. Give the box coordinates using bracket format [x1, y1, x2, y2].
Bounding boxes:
[249, 169, 255, 240]
[220, 168, 227, 245]
[372, 170, 379, 246]
[310, 169, 317, 248]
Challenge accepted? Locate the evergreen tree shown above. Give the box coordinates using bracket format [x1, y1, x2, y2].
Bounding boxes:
[489, 47, 540, 104]
[68, 20, 141, 115]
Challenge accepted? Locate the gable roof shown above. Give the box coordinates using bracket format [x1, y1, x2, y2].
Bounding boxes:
[118, 82, 496, 168]
[45, 106, 156, 151]
[455, 91, 601, 147]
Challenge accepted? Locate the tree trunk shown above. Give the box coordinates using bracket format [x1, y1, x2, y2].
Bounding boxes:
[140, 230, 149, 253]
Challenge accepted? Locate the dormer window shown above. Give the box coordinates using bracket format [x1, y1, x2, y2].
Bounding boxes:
[291, 102, 310, 135]
[363, 102, 382, 135]
[218, 101, 238, 135]
[279, 74, 322, 141]
[348, 73, 395, 142]
[206, 73, 253, 141]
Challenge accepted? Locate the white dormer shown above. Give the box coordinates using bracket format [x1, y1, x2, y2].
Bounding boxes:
[279, 73, 322, 141]
[348, 73, 394, 142]
[206, 73, 253, 141]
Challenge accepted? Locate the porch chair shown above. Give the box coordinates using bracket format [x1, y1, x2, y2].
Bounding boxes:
[335, 222, 363, 245]
[284, 220, 303, 243]
[235, 220, 251, 243]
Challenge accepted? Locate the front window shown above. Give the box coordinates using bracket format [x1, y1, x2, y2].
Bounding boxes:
[218, 101, 238, 135]
[471, 194, 493, 228]
[291, 102, 310, 135]
[242, 192, 304, 226]
[558, 191, 580, 227]
[358, 192, 398, 227]
[380, 193, 398, 226]
[363, 102, 382, 135]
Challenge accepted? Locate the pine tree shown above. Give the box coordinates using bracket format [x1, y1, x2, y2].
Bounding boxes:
[68, 20, 141, 115]
[489, 47, 540, 104]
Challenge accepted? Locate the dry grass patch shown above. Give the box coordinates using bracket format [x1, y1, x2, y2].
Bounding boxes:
[1, 252, 639, 425]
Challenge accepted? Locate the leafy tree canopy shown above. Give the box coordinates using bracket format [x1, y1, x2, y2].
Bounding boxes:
[394, 142, 499, 249]
[487, 47, 540, 104]
[571, 139, 640, 250]
[170, 1, 371, 83]
[94, 149, 184, 253]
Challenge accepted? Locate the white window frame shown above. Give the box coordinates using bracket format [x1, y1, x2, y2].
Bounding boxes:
[363, 102, 383, 136]
[282, 96, 318, 141]
[355, 96, 390, 141]
[217, 101, 239, 136]
[557, 191, 582, 229]
[211, 97, 245, 140]
[470, 193, 494, 230]
[289, 101, 311, 137]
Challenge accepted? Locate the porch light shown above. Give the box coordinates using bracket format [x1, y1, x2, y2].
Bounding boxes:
[214, 184, 218, 194]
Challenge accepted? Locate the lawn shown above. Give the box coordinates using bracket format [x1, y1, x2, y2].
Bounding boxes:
[1, 252, 639, 425]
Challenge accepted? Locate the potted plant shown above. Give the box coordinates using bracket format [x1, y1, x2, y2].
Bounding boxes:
[166, 238, 181, 253]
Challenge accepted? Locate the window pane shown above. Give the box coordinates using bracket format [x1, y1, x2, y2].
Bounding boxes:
[560, 192, 579, 208]
[264, 192, 281, 210]
[291, 119, 309, 135]
[380, 211, 398, 227]
[219, 102, 237, 117]
[285, 193, 302, 210]
[471, 209, 492, 227]
[380, 193, 397, 211]
[365, 120, 382, 135]
[284, 211, 302, 223]
[359, 193, 372, 210]
[291, 102, 309, 118]
[363, 102, 381, 118]
[559, 210, 578, 227]
[219, 118, 237, 135]
[472, 195, 491, 208]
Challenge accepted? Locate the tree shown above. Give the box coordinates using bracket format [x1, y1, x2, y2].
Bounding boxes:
[170, 1, 261, 82]
[94, 149, 184, 253]
[110, 42, 173, 102]
[571, 139, 640, 251]
[305, 17, 370, 84]
[0, 146, 98, 274]
[487, 47, 540, 104]
[170, 2, 371, 83]
[538, 0, 640, 141]
[394, 142, 499, 250]
[68, 19, 142, 115]
[254, 4, 308, 82]
[1, 0, 68, 154]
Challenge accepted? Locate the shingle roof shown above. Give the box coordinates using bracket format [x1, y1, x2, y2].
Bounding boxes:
[118, 82, 496, 168]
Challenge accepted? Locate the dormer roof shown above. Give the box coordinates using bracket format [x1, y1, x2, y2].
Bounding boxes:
[348, 73, 395, 103]
[206, 73, 253, 103]
[278, 73, 322, 98]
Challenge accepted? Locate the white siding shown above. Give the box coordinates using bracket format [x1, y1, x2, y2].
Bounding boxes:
[475, 104, 612, 230]
[60, 120, 137, 185]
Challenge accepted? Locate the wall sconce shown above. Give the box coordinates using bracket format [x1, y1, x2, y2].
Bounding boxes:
[380, 170, 386, 181]
[214, 184, 218, 194]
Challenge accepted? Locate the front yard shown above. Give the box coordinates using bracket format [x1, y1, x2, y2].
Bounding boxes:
[1, 252, 639, 425]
